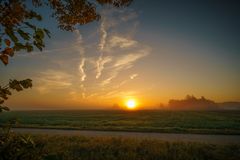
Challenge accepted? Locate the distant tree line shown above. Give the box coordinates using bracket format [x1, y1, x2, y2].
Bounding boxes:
[166, 95, 240, 110]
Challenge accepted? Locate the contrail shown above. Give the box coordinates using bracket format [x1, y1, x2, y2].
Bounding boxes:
[75, 30, 87, 82]
[79, 58, 86, 82]
[96, 20, 109, 79]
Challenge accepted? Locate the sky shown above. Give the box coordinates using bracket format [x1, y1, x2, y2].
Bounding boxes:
[1, 0, 240, 110]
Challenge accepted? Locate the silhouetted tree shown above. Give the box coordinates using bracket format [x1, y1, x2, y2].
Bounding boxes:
[168, 95, 218, 110]
[0, 79, 32, 112]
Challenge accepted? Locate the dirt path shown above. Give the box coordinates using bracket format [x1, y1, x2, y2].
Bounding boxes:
[12, 128, 240, 144]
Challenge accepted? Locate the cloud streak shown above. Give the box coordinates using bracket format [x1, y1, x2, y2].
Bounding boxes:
[79, 58, 86, 81]
[99, 20, 107, 51]
[75, 30, 87, 82]
[100, 48, 150, 86]
[96, 56, 112, 79]
[130, 74, 138, 79]
[95, 9, 150, 86]
[96, 19, 110, 79]
[109, 36, 137, 49]
[35, 70, 73, 94]
[114, 51, 149, 68]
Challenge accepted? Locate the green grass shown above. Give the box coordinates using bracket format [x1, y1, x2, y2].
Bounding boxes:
[0, 110, 240, 134]
[34, 135, 240, 160]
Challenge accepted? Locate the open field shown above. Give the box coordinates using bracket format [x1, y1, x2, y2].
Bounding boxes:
[24, 135, 240, 160]
[1, 110, 240, 134]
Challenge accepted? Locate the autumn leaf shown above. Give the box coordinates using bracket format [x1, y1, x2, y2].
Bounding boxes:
[3, 48, 14, 57]
[0, 54, 9, 65]
[4, 39, 11, 46]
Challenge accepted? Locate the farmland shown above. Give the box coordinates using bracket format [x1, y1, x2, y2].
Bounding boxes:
[0, 110, 240, 134]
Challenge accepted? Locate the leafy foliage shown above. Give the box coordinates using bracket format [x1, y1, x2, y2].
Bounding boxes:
[0, 0, 50, 65]
[0, 130, 45, 160]
[0, 79, 32, 112]
[0, 0, 133, 65]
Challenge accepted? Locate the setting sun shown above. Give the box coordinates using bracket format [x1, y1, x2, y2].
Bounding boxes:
[126, 99, 137, 110]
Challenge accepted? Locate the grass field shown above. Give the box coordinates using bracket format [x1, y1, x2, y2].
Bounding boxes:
[32, 135, 240, 160]
[2, 133, 240, 160]
[0, 110, 240, 134]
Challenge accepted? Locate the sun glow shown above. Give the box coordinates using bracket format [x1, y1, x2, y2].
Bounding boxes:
[126, 99, 137, 110]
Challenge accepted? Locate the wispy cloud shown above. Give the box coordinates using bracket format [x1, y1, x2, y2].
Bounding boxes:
[99, 20, 107, 51]
[100, 72, 117, 86]
[102, 90, 138, 99]
[130, 73, 138, 79]
[95, 18, 111, 79]
[96, 9, 151, 87]
[109, 36, 137, 49]
[100, 48, 150, 86]
[95, 9, 140, 80]
[75, 30, 87, 82]
[120, 11, 138, 22]
[114, 50, 149, 68]
[35, 70, 73, 94]
[96, 56, 112, 79]
[79, 58, 86, 81]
